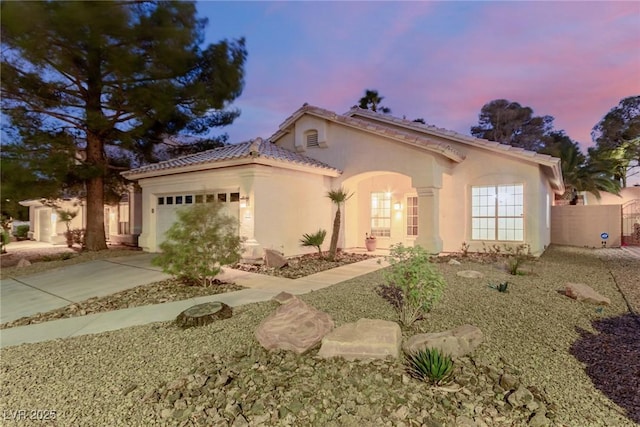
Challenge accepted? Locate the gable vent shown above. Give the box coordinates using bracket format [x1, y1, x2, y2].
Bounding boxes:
[306, 130, 319, 147]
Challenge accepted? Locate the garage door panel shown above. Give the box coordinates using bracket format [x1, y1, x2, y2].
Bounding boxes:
[156, 195, 239, 247]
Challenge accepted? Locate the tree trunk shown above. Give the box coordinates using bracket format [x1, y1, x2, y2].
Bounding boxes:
[84, 43, 108, 251]
[329, 207, 341, 261]
[176, 301, 232, 328]
[84, 132, 108, 251]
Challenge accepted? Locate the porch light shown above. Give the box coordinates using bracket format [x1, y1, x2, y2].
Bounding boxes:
[240, 196, 250, 208]
[393, 202, 402, 211]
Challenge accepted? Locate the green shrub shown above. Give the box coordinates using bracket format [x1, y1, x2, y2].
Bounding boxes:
[504, 243, 532, 275]
[0, 230, 9, 253]
[378, 244, 446, 327]
[14, 225, 29, 239]
[70, 229, 85, 247]
[405, 347, 454, 385]
[152, 202, 244, 286]
[300, 229, 327, 257]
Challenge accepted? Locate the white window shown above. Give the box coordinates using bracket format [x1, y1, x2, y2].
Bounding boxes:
[471, 184, 524, 241]
[406, 196, 418, 236]
[306, 130, 319, 147]
[371, 192, 391, 237]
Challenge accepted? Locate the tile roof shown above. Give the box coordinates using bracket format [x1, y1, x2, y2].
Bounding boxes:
[123, 138, 341, 178]
[345, 107, 561, 167]
[270, 104, 466, 162]
[269, 103, 564, 193]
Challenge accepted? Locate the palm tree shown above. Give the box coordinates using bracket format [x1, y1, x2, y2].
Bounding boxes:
[358, 89, 392, 114]
[543, 132, 620, 201]
[326, 187, 354, 261]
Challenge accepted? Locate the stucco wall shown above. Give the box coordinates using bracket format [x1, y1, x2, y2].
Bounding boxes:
[551, 205, 622, 248]
[253, 167, 333, 256]
[136, 164, 333, 256]
[277, 116, 555, 255]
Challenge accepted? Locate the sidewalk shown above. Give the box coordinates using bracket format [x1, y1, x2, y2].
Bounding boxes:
[0, 257, 387, 348]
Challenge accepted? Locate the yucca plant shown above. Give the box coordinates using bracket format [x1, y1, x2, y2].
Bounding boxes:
[488, 281, 509, 293]
[405, 347, 454, 385]
[300, 229, 327, 257]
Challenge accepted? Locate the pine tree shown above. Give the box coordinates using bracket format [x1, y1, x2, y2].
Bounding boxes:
[1, 1, 247, 250]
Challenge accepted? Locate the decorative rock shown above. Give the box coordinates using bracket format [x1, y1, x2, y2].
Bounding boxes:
[16, 258, 31, 268]
[507, 385, 534, 408]
[448, 259, 462, 265]
[272, 291, 295, 305]
[255, 296, 333, 354]
[317, 318, 402, 360]
[499, 373, 519, 391]
[403, 324, 484, 358]
[175, 302, 232, 328]
[456, 270, 484, 279]
[564, 283, 610, 306]
[529, 411, 551, 426]
[264, 249, 288, 268]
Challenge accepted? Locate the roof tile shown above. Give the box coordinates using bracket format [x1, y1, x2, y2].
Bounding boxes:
[124, 139, 340, 177]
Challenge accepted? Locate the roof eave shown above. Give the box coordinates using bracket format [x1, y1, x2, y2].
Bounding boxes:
[122, 156, 341, 181]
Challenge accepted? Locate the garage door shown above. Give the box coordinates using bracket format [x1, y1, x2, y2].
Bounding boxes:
[156, 192, 240, 246]
[38, 208, 52, 242]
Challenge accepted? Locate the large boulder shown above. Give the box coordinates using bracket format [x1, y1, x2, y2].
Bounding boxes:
[264, 249, 288, 268]
[564, 283, 610, 306]
[317, 318, 402, 361]
[403, 324, 484, 358]
[255, 295, 333, 354]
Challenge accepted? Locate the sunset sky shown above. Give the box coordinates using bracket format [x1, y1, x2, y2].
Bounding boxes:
[197, 1, 640, 156]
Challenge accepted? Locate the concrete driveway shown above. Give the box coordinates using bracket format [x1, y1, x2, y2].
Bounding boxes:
[0, 253, 170, 324]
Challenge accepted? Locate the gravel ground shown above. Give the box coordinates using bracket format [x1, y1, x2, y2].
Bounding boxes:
[0, 246, 638, 426]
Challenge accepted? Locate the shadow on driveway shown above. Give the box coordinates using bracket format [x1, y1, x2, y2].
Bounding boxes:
[570, 314, 640, 424]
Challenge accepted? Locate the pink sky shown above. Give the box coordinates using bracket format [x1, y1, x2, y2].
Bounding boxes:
[198, 1, 640, 159]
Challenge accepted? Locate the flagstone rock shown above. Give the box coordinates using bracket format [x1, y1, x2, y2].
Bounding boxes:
[255, 295, 333, 354]
[264, 249, 288, 268]
[403, 324, 484, 358]
[564, 283, 610, 306]
[317, 318, 402, 360]
[456, 270, 484, 279]
[448, 259, 462, 265]
[16, 258, 31, 268]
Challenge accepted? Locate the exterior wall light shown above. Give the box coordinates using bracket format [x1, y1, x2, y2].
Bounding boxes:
[394, 202, 402, 211]
[240, 196, 250, 208]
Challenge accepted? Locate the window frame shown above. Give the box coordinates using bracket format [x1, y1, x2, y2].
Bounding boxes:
[406, 195, 418, 237]
[370, 191, 392, 237]
[471, 184, 524, 242]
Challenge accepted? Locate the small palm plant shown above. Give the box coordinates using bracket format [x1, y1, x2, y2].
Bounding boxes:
[300, 229, 327, 257]
[405, 347, 454, 385]
[326, 187, 353, 261]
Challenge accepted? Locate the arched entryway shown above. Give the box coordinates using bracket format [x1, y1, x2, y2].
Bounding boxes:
[342, 171, 419, 250]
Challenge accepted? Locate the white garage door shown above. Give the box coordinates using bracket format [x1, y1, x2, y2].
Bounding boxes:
[156, 192, 240, 246]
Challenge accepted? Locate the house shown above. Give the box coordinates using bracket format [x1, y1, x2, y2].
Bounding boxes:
[19, 186, 142, 246]
[122, 104, 564, 257]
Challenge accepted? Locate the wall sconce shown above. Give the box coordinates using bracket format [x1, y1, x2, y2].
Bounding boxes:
[393, 202, 402, 211]
[240, 196, 250, 208]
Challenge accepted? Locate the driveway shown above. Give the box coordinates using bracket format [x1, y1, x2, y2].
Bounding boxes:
[0, 253, 170, 324]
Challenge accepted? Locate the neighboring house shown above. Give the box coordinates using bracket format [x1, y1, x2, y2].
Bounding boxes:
[19, 187, 142, 246]
[123, 104, 564, 257]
